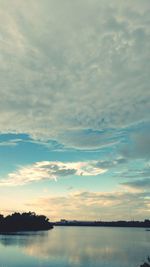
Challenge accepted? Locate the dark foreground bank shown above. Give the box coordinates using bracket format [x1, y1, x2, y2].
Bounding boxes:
[0, 212, 53, 232]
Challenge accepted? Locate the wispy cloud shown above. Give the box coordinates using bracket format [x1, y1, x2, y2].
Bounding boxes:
[0, 161, 106, 186]
[0, 138, 22, 147]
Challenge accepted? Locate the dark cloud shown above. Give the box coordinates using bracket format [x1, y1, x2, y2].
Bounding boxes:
[53, 169, 76, 176]
[118, 167, 150, 179]
[95, 157, 128, 169]
[121, 178, 150, 191]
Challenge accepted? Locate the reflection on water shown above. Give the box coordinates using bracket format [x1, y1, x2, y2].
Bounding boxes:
[0, 227, 149, 267]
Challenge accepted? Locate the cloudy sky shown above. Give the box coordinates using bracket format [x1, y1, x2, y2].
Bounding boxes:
[0, 0, 149, 221]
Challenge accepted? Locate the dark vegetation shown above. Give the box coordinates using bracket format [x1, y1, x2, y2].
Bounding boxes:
[0, 212, 53, 232]
[55, 219, 150, 228]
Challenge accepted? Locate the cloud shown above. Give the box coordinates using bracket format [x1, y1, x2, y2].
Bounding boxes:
[0, 138, 22, 147]
[58, 129, 123, 150]
[0, 161, 106, 186]
[117, 165, 150, 179]
[121, 125, 150, 159]
[121, 178, 150, 192]
[26, 189, 150, 221]
[0, 0, 149, 149]
[95, 157, 128, 169]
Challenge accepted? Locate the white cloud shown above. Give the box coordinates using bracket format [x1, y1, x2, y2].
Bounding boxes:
[0, 0, 149, 149]
[0, 161, 106, 186]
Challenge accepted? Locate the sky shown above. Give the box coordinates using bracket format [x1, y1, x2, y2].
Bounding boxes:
[0, 0, 150, 221]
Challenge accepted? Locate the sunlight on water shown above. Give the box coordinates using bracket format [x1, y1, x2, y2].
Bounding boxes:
[0, 227, 149, 267]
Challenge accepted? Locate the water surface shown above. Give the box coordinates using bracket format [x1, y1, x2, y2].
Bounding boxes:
[0, 227, 149, 267]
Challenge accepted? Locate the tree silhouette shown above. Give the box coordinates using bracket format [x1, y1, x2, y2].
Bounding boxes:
[140, 258, 150, 267]
[0, 212, 53, 232]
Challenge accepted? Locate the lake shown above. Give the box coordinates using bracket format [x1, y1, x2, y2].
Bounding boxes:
[0, 227, 149, 267]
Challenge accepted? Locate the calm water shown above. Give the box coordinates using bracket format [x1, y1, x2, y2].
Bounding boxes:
[0, 227, 149, 267]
